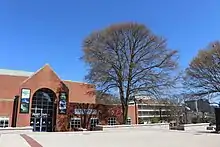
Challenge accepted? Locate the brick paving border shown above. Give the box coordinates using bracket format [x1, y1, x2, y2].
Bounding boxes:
[20, 134, 43, 147]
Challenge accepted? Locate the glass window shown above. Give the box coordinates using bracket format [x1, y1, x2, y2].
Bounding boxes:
[30, 88, 56, 132]
[0, 117, 9, 128]
[90, 118, 99, 129]
[108, 117, 116, 125]
[126, 118, 131, 125]
[70, 118, 81, 128]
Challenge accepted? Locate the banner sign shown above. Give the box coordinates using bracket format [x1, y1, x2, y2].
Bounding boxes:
[58, 92, 67, 114]
[20, 88, 31, 113]
[74, 109, 97, 115]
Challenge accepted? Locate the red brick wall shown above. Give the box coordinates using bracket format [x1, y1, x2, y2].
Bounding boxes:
[56, 103, 123, 131]
[0, 75, 27, 99]
[0, 101, 14, 125]
[16, 65, 62, 127]
[63, 81, 96, 103]
[98, 104, 123, 125]
[0, 65, 99, 130]
[128, 105, 136, 124]
[0, 75, 27, 125]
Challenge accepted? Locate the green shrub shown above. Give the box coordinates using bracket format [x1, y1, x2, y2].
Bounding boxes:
[138, 118, 144, 124]
[151, 117, 160, 123]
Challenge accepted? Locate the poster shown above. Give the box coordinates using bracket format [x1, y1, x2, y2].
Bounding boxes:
[20, 88, 31, 113]
[58, 92, 67, 114]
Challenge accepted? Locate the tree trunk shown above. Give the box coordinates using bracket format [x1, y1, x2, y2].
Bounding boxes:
[122, 104, 128, 124]
[82, 114, 87, 128]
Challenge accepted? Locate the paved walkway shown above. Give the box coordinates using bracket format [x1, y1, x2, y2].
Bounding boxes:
[0, 134, 31, 147]
[0, 128, 219, 147]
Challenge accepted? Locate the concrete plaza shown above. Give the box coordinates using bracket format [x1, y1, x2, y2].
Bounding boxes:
[0, 125, 219, 147]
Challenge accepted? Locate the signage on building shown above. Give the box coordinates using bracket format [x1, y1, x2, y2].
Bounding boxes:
[74, 109, 97, 115]
[58, 92, 67, 114]
[32, 113, 47, 118]
[20, 88, 31, 113]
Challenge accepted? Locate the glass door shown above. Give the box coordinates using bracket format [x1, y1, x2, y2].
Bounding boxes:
[30, 108, 47, 132]
[30, 88, 56, 132]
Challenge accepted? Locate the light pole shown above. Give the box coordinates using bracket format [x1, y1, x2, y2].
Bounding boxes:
[183, 103, 191, 124]
[185, 106, 188, 124]
[159, 107, 162, 123]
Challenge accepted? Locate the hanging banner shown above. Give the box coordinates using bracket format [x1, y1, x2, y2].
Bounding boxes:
[58, 92, 67, 114]
[20, 88, 31, 113]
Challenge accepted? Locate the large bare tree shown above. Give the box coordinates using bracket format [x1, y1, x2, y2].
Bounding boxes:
[82, 22, 178, 123]
[96, 91, 120, 105]
[184, 41, 220, 99]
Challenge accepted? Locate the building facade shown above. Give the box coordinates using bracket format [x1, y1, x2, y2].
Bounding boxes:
[0, 64, 123, 132]
[0, 64, 181, 132]
[185, 99, 211, 113]
[128, 96, 177, 124]
[184, 99, 215, 123]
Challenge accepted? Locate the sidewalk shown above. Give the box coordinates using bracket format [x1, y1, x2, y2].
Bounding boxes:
[0, 128, 219, 147]
[0, 133, 42, 147]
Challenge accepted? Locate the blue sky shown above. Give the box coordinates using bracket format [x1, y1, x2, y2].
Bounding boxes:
[0, 0, 220, 82]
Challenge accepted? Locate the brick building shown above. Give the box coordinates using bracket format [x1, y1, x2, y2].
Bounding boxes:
[128, 96, 178, 124]
[0, 64, 123, 131]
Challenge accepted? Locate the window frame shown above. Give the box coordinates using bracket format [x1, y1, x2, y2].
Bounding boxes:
[90, 117, 99, 125]
[90, 118, 99, 130]
[126, 117, 131, 125]
[108, 117, 116, 125]
[70, 117, 81, 128]
[0, 117, 9, 128]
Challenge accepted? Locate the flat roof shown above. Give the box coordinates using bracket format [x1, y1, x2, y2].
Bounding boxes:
[0, 69, 34, 77]
[0, 68, 92, 85]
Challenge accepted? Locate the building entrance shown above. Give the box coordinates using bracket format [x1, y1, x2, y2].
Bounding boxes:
[30, 88, 57, 132]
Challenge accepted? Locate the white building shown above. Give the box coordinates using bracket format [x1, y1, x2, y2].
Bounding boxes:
[129, 96, 176, 124]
